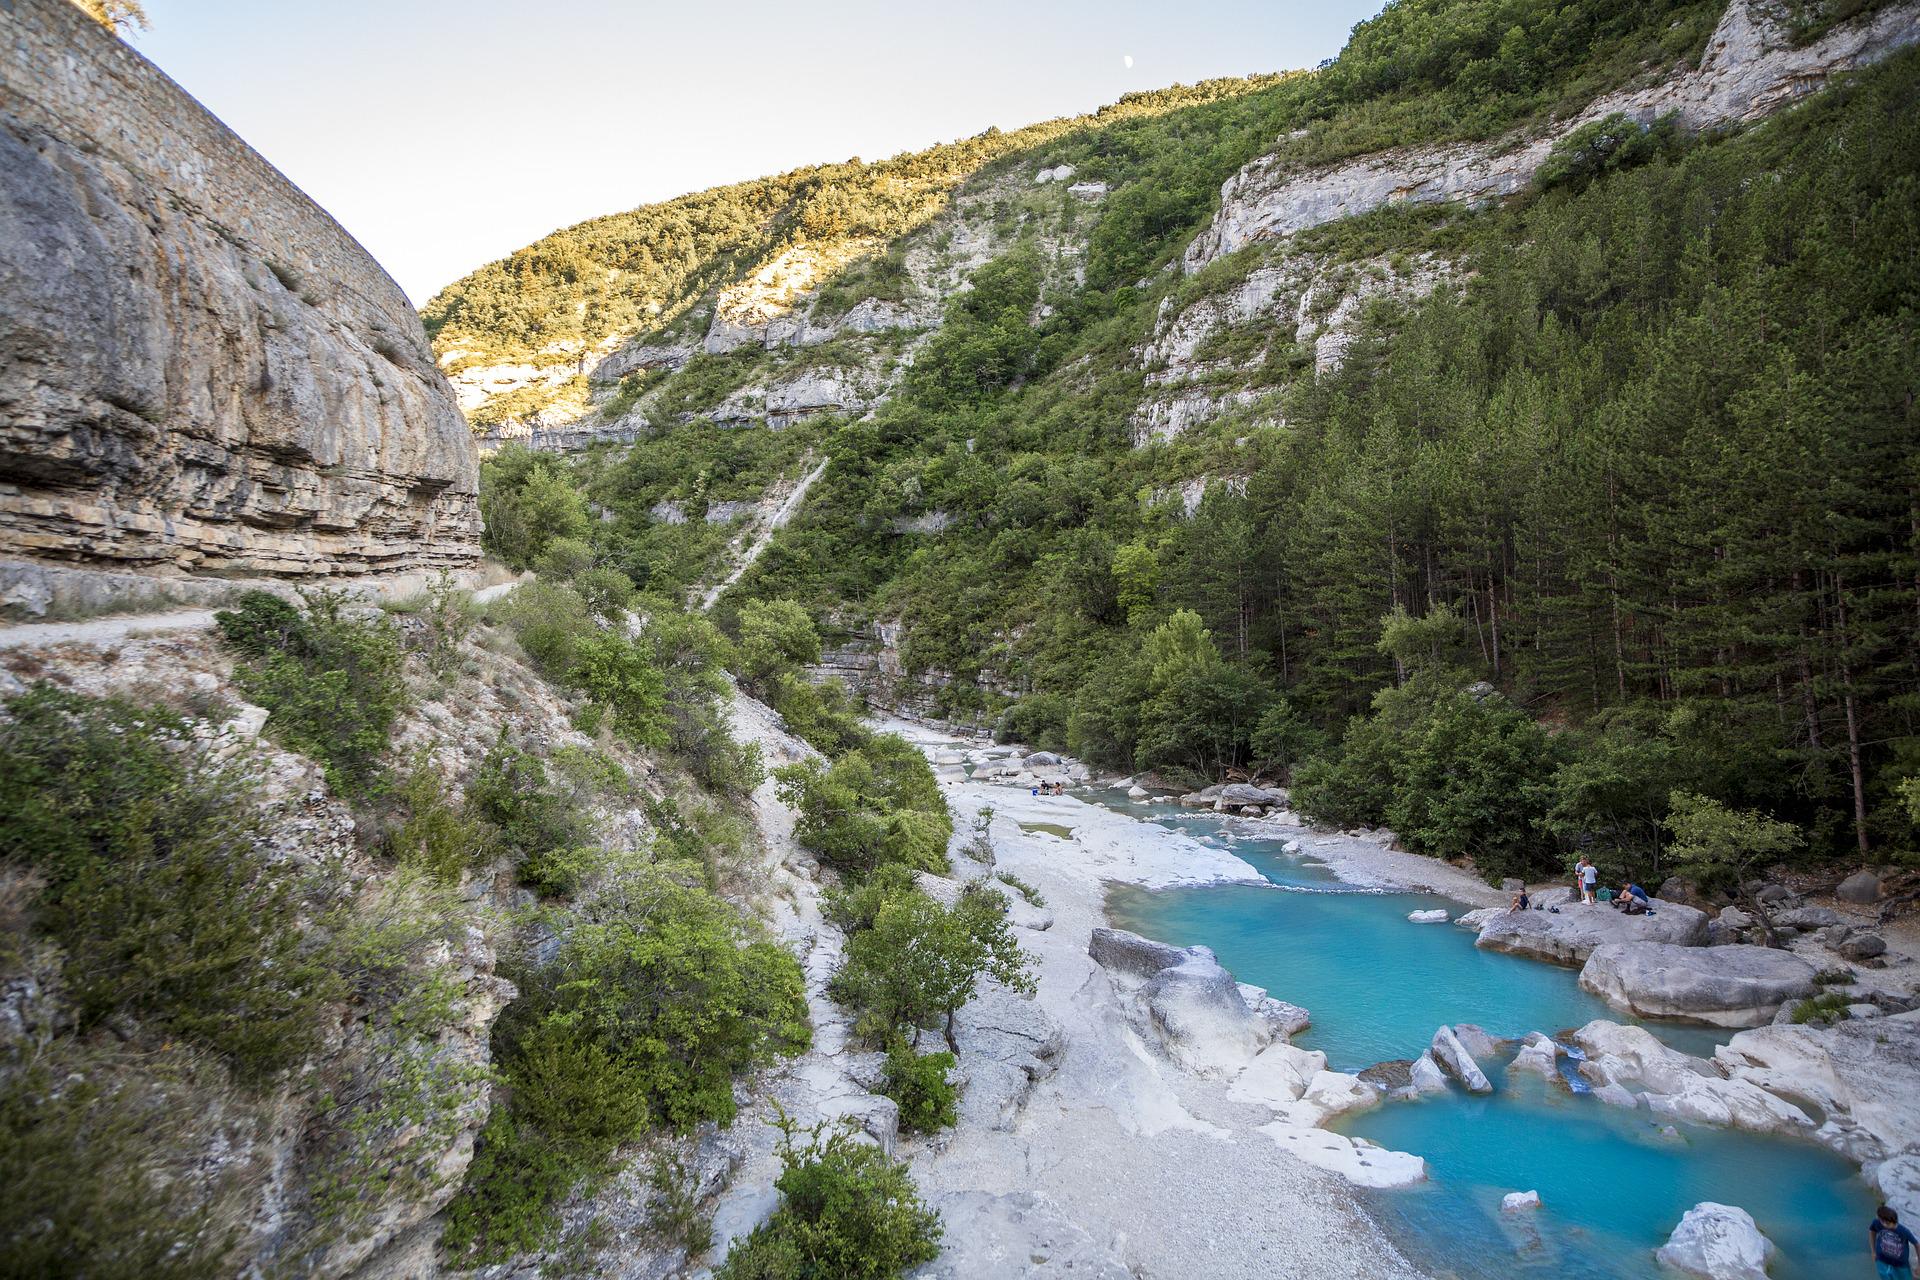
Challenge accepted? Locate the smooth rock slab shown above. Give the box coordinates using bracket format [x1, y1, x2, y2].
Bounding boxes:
[1407, 908, 1450, 924]
[1580, 942, 1817, 1028]
[1654, 1202, 1775, 1280]
[910, 1190, 1131, 1279]
[1087, 927, 1188, 979]
[1429, 1025, 1492, 1093]
[1475, 900, 1709, 965]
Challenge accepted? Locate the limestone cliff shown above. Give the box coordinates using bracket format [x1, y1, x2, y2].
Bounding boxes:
[1184, 0, 1920, 270]
[0, 0, 480, 617]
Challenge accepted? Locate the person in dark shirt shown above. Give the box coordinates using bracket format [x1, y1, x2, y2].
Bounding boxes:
[1873, 1204, 1918, 1278]
[1614, 882, 1651, 915]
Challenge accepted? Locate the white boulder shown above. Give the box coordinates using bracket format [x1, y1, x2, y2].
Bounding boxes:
[1501, 1190, 1542, 1211]
[1429, 1025, 1493, 1094]
[1579, 942, 1818, 1028]
[1654, 1202, 1775, 1280]
[1407, 908, 1450, 924]
[1476, 899, 1710, 965]
[1509, 1031, 1561, 1079]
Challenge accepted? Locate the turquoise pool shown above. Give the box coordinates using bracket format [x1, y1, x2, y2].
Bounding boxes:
[1096, 799, 1875, 1279]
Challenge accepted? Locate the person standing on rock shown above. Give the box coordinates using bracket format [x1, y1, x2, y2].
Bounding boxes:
[1872, 1205, 1918, 1278]
[1579, 856, 1599, 905]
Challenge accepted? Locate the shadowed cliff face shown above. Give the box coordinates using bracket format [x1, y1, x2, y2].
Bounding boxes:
[0, 0, 479, 611]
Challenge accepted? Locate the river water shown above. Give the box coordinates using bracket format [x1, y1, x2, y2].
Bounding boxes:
[1096, 795, 1872, 1279]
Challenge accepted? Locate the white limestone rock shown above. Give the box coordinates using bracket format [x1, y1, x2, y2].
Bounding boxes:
[1408, 1052, 1451, 1096]
[1579, 942, 1818, 1028]
[1429, 1025, 1493, 1094]
[1573, 1021, 1813, 1137]
[1509, 1031, 1561, 1079]
[1501, 1190, 1542, 1211]
[1714, 1010, 1920, 1164]
[1476, 900, 1710, 965]
[1654, 1202, 1775, 1280]
[1407, 909, 1450, 924]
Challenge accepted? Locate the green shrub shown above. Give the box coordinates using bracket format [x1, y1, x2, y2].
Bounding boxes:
[0, 684, 332, 1081]
[992, 871, 1044, 908]
[775, 735, 953, 876]
[386, 764, 495, 881]
[216, 590, 408, 796]
[0, 1050, 236, 1280]
[881, 1043, 958, 1133]
[1536, 111, 1677, 192]
[466, 734, 595, 876]
[734, 598, 823, 691]
[479, 446, 593, 569]
[446, 858, 808, 1262]
[830, 880, 1031, 1049]
[715, 1116, 941, 1280]
[996, 693, 1070, 752]
[1789, 992, 1852, 1025]
[504, 579, 667, 746]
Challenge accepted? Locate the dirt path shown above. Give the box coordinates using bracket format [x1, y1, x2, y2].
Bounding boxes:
[0, 608, 218, 650]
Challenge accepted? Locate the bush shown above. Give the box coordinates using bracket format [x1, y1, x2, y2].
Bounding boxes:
[386, 764, 495, 881]
[734, 598, 823, 691]
[0, 1050, 236, 1279]
[0, 684, 332, 1081]
[881, 1043, 958, 1133]
[446, 858, 809, 1262]
[504, 579, 667, 746]
[216, 590, 408, 796]
[715, 1116, 941, 1280]
[996, 693, 1069, 752]
[777, 735, 953, 876]
[829, 879, 1031, 1049]
[466, 734, 598, 883]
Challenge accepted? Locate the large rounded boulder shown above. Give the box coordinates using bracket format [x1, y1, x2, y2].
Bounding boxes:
[1472, 900, 1709, 965]
[1580, 942, 1818, 1028]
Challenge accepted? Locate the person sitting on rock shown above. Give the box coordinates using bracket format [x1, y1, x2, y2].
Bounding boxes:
[1508, 888, 1530, 912]
[1871, 1204, 1917, 1278]
[1614, 882, 1651, 915]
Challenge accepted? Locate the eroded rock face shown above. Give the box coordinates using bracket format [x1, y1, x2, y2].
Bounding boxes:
[1185, 0, 1920, 270]
[1580, 942, 1818, 1028]
[1714, 1010, 1920, 1164]
[0, 0, 478, 613]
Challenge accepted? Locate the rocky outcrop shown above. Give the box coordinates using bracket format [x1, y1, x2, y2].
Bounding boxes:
[1655, 1203, 1776, 1280]
[1713, 1010, 1920, 1164]
[1579, 942, 1818, 1028]
[1572, 1021, 1814, 1137]
[1185, 0, 1920, 270]
[1473, 900, 1710, 965]
[0, 0, 479, 615]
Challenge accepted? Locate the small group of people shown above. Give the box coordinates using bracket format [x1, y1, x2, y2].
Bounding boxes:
[1567, 855, 1652, 913]
[1028, 780, 1067, 797]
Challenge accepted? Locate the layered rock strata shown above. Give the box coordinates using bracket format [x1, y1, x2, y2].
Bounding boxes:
[0, 0, 479, 615]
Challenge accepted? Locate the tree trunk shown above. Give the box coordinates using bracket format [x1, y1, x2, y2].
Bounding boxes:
[943, 1008, 959, 1054]
[1833, 575, 1872, 855]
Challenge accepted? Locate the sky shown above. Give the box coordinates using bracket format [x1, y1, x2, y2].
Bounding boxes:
[126, 0, 1386, 306]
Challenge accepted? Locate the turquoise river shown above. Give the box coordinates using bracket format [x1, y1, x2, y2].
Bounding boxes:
[1097, 795, 1873, 1279]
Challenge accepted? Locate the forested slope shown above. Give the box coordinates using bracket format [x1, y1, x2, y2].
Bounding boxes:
[464, 0, 1920, 886]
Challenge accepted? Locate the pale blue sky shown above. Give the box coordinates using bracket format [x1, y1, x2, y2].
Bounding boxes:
[127, 1, 1385, 305]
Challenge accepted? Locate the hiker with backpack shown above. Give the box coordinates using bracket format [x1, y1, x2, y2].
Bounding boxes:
[1873, 1204, 1918, 1277]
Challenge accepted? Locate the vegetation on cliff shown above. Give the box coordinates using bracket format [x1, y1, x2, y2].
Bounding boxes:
[463, 1, 1920, 893]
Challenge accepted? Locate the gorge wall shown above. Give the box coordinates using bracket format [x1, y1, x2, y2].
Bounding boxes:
[0, 0, 480, 618]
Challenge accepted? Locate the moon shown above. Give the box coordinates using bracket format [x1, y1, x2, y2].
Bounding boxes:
[1123, 54, 1134, 68]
